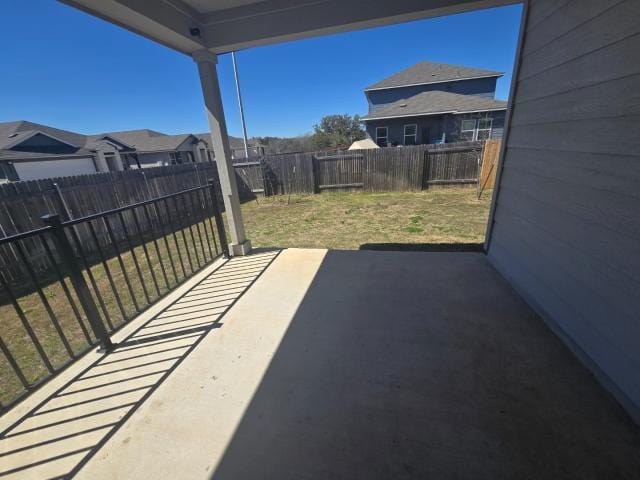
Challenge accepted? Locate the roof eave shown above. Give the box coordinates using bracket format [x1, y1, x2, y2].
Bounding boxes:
[364, 73, 504, 92]
[361, 106, 508, 121]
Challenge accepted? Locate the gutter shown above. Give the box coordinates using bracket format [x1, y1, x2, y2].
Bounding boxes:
[0, 153, 95, 162]
[361, 107, 508, 122]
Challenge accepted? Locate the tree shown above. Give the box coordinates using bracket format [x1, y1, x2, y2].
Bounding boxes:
[311, 114, 366, 149]
[255, 135, 314, 154]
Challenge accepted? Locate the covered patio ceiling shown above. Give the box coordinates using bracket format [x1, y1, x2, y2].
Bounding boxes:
[59, 0, 519, 54]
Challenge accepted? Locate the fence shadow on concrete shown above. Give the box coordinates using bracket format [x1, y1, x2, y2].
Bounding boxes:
[0, 250, 280, 480]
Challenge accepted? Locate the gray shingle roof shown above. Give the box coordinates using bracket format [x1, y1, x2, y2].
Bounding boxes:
[87, 130, 196, 152]
[0, 120, 240, 157]
[93, 129, 166, 146]
[0, 121, 88, 151]
[365, 61, 503, 91]
[120, 133, 195, 152]
[361, 91, 508, 121]
[196, 133, 256, 150]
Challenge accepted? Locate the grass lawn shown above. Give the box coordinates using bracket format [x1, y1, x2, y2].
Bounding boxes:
[242, 188, 492, 250]
[0, 219, 220, 408]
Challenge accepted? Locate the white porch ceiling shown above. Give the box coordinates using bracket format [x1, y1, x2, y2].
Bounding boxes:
[60, 0, 519, 54]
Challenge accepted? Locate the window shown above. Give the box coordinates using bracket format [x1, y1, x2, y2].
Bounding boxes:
[461, 119, 477, 141]
[169, 152, 184, 165]
[476, 118, 493, 140]
[460, 117, 493, 141]
[375, 127, 388, 147]
[403, 124, 417, 146]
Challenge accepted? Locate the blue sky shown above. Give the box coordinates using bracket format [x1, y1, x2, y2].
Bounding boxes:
[0, 1, 522, 138]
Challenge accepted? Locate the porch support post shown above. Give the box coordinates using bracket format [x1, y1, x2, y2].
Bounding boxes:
[192, 50, 251, 256]
[94, 150, 109, 172]
[113, 151, 125, 171]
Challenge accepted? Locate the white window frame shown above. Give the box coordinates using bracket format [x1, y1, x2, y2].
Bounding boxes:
[375, 126, 388, 147]
[461, 119, 478, 141]
[476, 117, 493, 140]
[460, 117, 493, 141]
[403, 124, 417, 145]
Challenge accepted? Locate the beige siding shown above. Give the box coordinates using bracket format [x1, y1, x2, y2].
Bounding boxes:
[487, 0, 640, 421]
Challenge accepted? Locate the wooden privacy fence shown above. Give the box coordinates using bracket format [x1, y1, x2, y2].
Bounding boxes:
[478, 139, 502, 191]
[233, 140, 501, 198]
[0, 163, 219, 283]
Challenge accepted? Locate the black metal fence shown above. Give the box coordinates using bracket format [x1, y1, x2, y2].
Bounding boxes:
[0, 182, 228, 412]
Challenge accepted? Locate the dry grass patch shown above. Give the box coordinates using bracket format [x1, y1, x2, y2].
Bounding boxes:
[242, 188, 492, 250]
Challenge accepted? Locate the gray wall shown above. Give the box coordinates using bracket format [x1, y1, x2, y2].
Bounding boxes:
[487, 0, 640, 421]
[366, 77, 498, 112]
[13, 157, 97, 181]
[365, 110, 505, 146]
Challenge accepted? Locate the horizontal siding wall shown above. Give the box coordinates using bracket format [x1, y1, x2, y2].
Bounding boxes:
[488, 0, 640, 421]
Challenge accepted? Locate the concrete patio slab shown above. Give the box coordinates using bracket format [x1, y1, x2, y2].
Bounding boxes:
[2, 248, 639, 479]
[0, 250, 279, 479]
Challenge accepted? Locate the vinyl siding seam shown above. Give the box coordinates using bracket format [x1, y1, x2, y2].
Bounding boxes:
[509, 111, 640, 128]
[495, 190, 640, 285]
[497, 179, 640, 245]
[501, 143, 640, 159]
[517, 29, 638, 82]
[503, 156, 640, 201]
[511, 71, 640, 108]
[522, 0, 626, 57]
[525, 0, 571, 31]
[517, 31, 640, 87]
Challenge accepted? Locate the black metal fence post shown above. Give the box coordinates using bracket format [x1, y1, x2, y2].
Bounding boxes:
[208, 179, 230, 258]
[42, 213, 115, 352]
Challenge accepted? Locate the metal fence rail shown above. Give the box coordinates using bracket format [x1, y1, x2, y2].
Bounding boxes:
[0, 181, 228, 413]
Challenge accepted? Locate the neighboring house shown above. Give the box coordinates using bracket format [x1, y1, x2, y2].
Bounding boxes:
[0, 121, 215, 182]
[361, 61, 508, 146]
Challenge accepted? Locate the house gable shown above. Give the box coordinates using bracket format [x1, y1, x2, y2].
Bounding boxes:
[8, 132, 80, 155]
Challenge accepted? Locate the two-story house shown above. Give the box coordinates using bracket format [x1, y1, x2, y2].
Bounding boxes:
[361, 61, 508, 146]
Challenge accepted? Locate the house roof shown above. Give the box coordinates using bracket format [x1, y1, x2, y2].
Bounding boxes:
[91, 129, 166, 146]
[0, 120, 207, 156]
[90, 130, 196, 152]
[195, 133, 259, 151]
[364, 61, 503, 91]
[120, 133, 196, 153]
[361, 90, 508, 121]
[0, 121, 88, 151]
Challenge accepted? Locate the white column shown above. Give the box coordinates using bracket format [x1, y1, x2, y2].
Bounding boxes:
[94, 150, 109, 172]
[192, 50, 251, 256]
[192, 143, 203, 163]
[113, 151, 125, 171]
